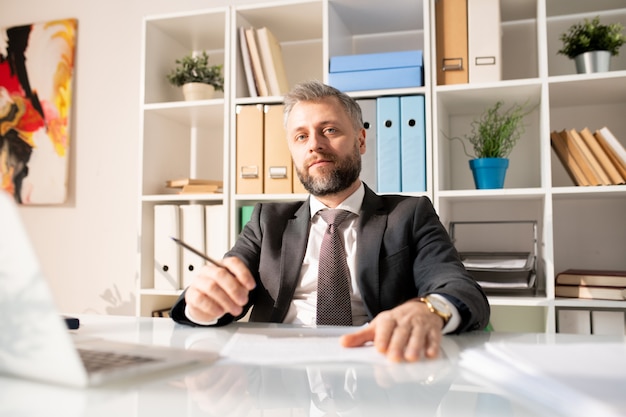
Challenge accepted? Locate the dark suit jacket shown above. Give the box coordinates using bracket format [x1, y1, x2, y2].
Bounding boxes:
[172, 185, 490, 332]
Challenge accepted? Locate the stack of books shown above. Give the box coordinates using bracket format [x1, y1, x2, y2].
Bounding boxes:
[550, 126, 626, 186]
[238, 26, 289, 98]
[555, 269, 626, 301]
[166, 178, 223, 194]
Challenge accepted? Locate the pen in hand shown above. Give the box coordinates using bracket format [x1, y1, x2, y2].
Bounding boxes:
[170, 237, 224, 268]
[171, 237, 255, 316]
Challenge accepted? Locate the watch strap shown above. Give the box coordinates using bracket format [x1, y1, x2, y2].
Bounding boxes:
[417, 296, 451, 326]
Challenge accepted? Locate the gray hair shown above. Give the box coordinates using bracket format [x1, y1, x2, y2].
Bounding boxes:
[283, 80, 363, 132]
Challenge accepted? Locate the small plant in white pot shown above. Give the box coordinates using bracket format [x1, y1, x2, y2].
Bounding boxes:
[558, 16, 626, 74]
[167, 51, 224, 101]
[449, 101, 530, 189]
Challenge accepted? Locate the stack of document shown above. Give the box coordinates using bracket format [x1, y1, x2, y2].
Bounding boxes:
[459, 341, 626, 417]
[459, 252, 536, 294]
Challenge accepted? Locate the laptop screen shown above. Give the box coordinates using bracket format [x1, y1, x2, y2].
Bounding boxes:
[0, 191, 88, 386]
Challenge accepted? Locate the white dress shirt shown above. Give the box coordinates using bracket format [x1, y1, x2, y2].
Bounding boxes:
[284, 183, 369, 325]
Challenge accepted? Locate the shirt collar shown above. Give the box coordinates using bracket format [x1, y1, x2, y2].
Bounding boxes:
[309, 182, 364, 219]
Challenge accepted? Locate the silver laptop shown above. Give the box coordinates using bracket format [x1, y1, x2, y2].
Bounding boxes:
[0, 191, 216, 387]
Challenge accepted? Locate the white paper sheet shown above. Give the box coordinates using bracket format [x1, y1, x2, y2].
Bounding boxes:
[219, 326, 388, 365]
[462, 257, 528, 269]
[460, 341, 626, 417]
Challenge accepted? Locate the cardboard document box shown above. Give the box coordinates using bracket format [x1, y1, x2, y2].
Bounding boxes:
[328, 50, 423, 92]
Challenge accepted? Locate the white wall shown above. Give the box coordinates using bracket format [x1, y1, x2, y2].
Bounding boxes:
[1, 0, 258, 315]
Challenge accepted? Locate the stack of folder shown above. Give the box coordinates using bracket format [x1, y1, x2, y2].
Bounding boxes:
[558, 305, 626, 335]
[357, 96, 427, 193]
[235, 103, 307, 195]
[375, 95, 426, 193]
[435, 0, 502, 85]
[328, 50, 424, 92]
[153, 204, 227, 291]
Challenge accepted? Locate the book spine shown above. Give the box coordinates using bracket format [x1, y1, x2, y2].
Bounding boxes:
[595, 128, 626, 179]
[555, 285, 626, 301]
[560, 130, 600, 185]
[569, 129, 611, 185]
[579, 127, 625, 185]
[550, 131, 589, 186]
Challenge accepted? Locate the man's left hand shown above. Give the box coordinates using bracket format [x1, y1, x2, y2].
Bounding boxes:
[340, 300, 444, 362]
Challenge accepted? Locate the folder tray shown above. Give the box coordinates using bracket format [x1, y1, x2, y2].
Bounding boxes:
[459, 251, 536, 291]
[450, 220, 538, 296]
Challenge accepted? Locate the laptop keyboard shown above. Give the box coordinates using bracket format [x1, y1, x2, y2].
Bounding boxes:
[77, 348, 159, 373]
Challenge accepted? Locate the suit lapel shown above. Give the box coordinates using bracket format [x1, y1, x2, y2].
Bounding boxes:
[270, 199, 311, 322]
[356, 186, 387, 316]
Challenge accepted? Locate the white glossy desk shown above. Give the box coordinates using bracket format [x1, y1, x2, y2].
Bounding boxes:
[0, 315, 623, 417]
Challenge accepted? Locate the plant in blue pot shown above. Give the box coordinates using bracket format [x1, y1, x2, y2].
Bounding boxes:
[451, 101, 529, 189]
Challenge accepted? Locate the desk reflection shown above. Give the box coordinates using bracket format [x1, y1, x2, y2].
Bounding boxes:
[181, 338, 460, 417]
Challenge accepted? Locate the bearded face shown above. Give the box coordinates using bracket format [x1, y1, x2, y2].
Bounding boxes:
[295, 138, 361, 197]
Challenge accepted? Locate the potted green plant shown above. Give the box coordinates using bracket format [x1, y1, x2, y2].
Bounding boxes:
[557, 16, 626, 74]
[166, 51, 224, 101]
[449, 101, 529, 189]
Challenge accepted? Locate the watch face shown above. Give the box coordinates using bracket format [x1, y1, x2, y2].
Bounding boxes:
[427, 296, 451, 317]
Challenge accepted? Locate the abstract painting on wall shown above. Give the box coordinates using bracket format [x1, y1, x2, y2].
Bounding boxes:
[0, 18, 77, 204]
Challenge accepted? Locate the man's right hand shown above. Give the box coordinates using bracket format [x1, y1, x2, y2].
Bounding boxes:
[184, 256, 256, 323]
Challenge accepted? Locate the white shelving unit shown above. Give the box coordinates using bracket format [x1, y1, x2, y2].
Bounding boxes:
[137, 0, 626, 332]
[432, 0, 626, 332]
[137, 8, 230, 316]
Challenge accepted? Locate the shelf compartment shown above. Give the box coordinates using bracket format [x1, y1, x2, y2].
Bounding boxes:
[435, 82, 542, 191]
[456, 217, 538, 294]
[328, 0, 426, 55]
[138, 201, 226, 293]
[545, 5, 626, 77]
[233, 1, 324, 99]
[489, 305, 549, 333]
[548, 77, 626, 188]
[500, 0, 540, 81]
[141, 108, 225, 196]
[552, 195, 626, 274]
[143, 9, 228, 104]
[438, 197, 547, 297]
[328, 0, 428, 91]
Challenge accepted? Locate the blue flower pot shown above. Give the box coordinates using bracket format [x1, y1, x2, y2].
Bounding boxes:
[469, 158, 509, 189]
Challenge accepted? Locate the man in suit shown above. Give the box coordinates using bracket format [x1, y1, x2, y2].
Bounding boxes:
[171, 80, 490, 362]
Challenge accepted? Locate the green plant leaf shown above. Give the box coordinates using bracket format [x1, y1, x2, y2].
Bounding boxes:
[446, 101, 532, 159]
[558, 16, 626, 58]
[166, 51, 224, 91]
